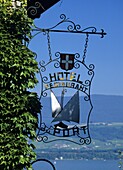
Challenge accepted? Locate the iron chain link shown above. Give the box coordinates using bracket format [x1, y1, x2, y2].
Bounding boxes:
[82, 33, 89, 63]
[46, 31, 52, 61]
[46, 31, 89, 62]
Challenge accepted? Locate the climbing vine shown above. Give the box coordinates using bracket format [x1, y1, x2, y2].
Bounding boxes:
[0, 1, 41, 169]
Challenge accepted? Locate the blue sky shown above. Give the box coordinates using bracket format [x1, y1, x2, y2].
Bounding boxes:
[29, 0, 123, 96]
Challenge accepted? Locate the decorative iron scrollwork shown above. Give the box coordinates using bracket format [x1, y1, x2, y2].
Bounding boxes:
[28, 14, 106, 145]
[32, 14, 106, 38]
[36, 51, 94, 144]
[27, 0, 60, 19]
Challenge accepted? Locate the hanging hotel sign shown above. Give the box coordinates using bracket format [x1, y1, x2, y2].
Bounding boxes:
[31, 14, 106, 145]
[37, 52, 94, 145]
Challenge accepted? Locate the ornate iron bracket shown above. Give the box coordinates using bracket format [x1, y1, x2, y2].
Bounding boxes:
[32, 14, 106, 38]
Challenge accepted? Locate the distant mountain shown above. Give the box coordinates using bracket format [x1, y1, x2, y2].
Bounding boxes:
[91, 95, 123, 123]
[40, 95, 123, 123]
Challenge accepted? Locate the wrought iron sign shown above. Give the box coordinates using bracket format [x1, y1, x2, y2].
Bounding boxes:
[30, 14, 106, 145]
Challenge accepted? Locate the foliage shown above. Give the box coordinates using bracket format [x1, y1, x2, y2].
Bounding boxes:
[0, 1, 41, 169]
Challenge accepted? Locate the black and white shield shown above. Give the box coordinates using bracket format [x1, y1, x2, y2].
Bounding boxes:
[60, 53, 74, 71]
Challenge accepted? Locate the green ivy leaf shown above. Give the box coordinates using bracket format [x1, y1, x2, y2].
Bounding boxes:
[0, 2, 41, 169]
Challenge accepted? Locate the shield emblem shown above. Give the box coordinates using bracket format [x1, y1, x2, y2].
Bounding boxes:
[60, 53, 74, 71]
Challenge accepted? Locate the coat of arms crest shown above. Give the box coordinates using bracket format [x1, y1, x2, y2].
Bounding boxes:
[60, 53, 74, 71]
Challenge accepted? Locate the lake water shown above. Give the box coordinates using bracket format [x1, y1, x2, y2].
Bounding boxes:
[32, 160, 120, 170]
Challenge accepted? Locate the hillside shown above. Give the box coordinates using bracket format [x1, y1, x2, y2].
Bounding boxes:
[34, 95, 123, 160]
[33, 123, 123, 160]
[91, 95, 123, 123]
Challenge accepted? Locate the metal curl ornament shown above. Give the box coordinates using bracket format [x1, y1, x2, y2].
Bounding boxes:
[74, 61, 80, 69]
[41, 91, 48, 97]
[85, 137, 91, 145]
[84, 95, 90, 101]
